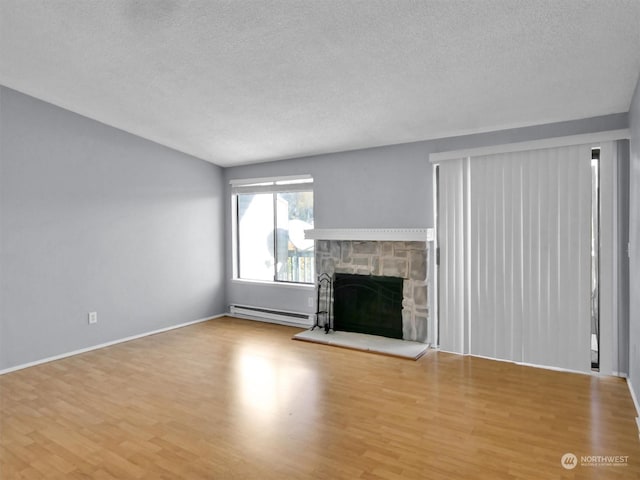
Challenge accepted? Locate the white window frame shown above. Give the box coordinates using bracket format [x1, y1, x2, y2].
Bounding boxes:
[231, 174, 314, 285]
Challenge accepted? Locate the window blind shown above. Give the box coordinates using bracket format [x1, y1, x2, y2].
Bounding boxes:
[437, 158, 468, 354]
[438, 144, 598, 372]
[230, 175, 313, 194]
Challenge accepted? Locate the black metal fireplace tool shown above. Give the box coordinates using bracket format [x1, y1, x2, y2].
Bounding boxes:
[313, 273, 333, 334]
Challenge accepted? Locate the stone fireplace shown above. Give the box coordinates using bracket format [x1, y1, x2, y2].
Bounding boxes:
[314, 237, 428, 342]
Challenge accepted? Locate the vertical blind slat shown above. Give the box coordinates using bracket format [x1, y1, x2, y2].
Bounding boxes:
[438, 158, 466, 353]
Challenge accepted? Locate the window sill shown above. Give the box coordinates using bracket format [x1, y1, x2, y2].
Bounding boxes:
[231, 279, 315, 290]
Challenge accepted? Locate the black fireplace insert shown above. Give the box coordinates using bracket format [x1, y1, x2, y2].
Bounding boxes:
[333, 273, 403, 339]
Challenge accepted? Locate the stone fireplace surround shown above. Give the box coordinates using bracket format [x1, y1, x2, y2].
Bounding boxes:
[313, 237, 428, 342]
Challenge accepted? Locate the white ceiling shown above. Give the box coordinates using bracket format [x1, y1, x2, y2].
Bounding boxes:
[1, 1, 640, 167]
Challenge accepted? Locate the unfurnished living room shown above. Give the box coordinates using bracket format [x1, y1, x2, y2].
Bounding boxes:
[2, 1, 640, 479]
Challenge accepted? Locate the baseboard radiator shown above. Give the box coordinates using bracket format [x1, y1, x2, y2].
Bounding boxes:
[229, 305, 313, 328]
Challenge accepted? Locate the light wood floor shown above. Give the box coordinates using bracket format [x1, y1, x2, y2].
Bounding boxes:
[1, 316, 639, 479]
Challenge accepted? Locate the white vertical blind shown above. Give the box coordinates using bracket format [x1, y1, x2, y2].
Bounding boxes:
[439, 144, 594, 372]
[468, 152, 523, 362]
[598, 141, 618, 375]
[438, 158, 467, 354]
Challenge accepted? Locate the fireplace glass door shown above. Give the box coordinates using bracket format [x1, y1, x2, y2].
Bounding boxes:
[333, 274, 403, 339]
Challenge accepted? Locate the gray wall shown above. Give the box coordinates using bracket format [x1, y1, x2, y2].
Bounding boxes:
[629, 74, 640, 410]
[224, 113, 629, 316]
[0, 87, 226, 370]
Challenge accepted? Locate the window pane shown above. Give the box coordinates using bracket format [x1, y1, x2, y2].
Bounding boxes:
[275, 191, 314, 283]
[237, 193, 275, 281]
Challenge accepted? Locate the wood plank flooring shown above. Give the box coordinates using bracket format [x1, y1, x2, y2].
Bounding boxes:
[1, 316, 639, 479]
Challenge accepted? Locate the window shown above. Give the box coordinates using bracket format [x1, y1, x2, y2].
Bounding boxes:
[590, 148, 600, 370]
[232, 175, 314, 284]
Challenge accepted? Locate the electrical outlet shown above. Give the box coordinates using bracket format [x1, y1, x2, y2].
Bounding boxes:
[88, 312, 98, 324]
[308, 296, 314, 307]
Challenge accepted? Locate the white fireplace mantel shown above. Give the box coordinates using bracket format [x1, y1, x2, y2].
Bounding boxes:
[304, 228, 434, 242]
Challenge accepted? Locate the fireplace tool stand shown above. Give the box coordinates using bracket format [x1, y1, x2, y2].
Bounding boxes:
[313, 273, 333, 334]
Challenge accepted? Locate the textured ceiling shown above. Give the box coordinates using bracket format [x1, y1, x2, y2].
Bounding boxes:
[1, 1, 640, 167]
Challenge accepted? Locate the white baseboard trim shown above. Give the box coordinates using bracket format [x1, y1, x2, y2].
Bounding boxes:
[627, 379, 640, 438]
[0, 314, 225, 376]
